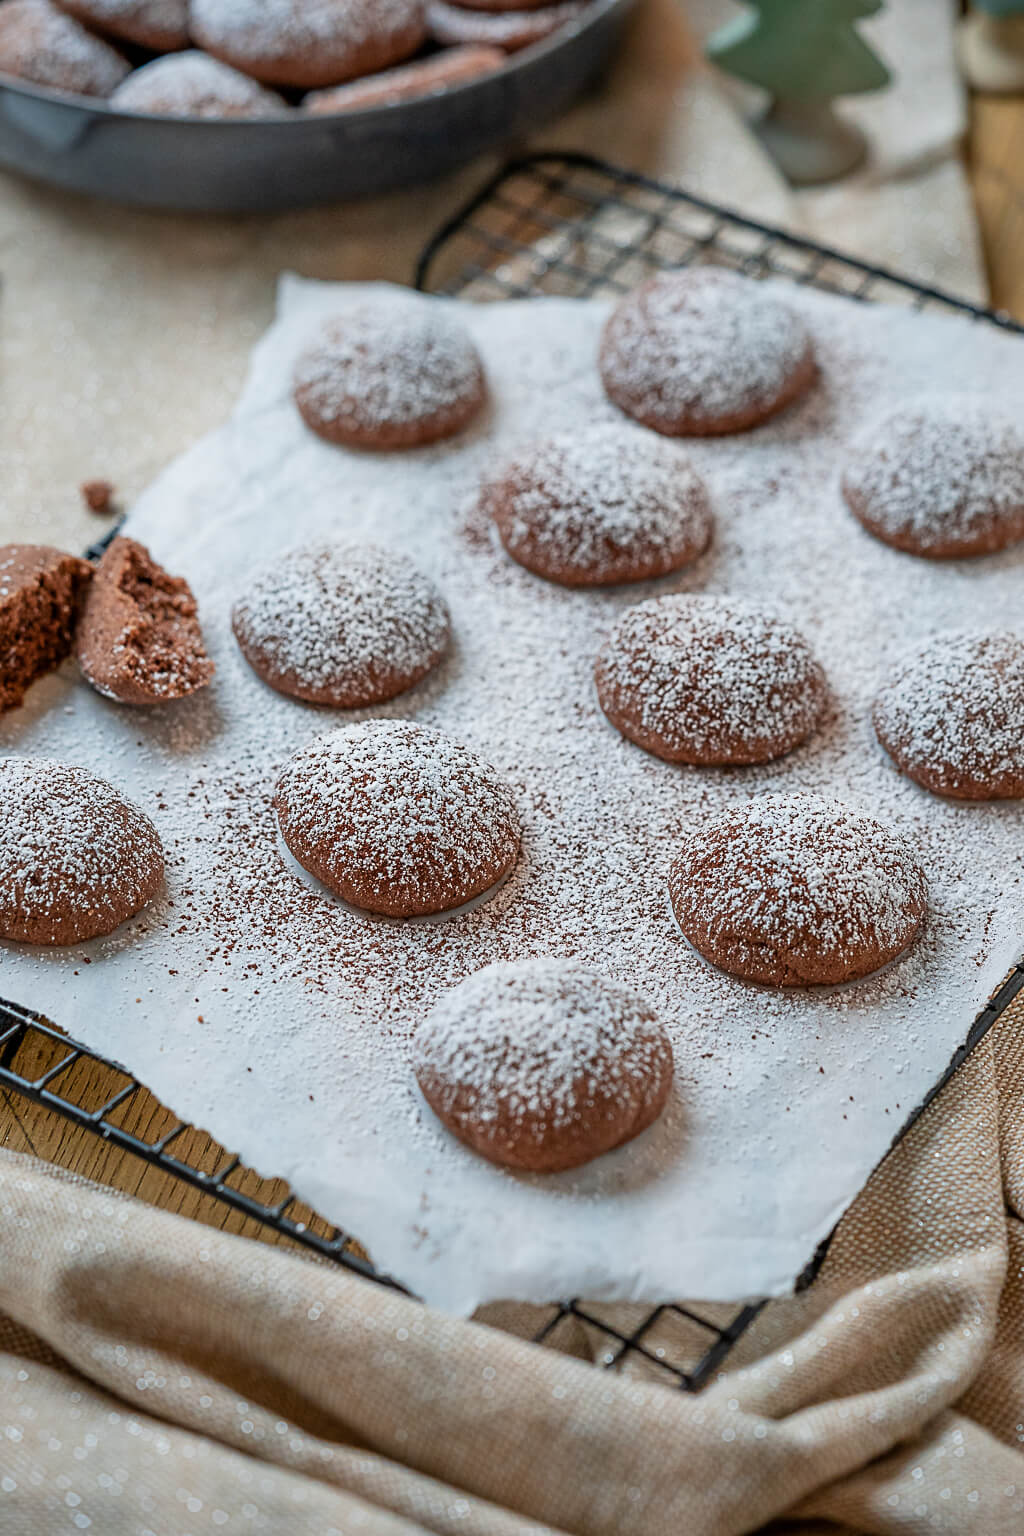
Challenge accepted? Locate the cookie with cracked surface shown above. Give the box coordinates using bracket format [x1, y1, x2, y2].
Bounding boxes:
[599, 268, 816, 437]
[668, 793, 926, 987]
[413, 959, 674, 1171]
[0, 757, 164, 945]
[480, 424, 713, 587]
[274, 719, 521, 916]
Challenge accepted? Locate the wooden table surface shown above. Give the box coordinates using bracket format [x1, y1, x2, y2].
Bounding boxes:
[3, 97, 1024, 1259]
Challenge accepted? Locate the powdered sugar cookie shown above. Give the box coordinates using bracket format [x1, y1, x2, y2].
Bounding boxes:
[595, 595, 827, 764]
[0, 0, 129, 96]
[56, 0, 188, 52]
[480, 424, 713, 587]
[191, 0, 426, 90]
[426, 0, 585, 51]
[669, 794, 926, 987]
[303, 44, 503, 112]
[293, 301, 487, 450]
[841, 398, 1024, 559]
[413, 959, 674, 1172]
[274, 719, 521, 916]
[111, 52, 289, 117]
[599, 268, 816, 437]
[0, 757, 164, 945]
[232, 543, 450, 707]
[874, 631, 1024, 800]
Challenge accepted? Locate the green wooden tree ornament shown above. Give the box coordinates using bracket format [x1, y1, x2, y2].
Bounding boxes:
[707, 0, 892, 186]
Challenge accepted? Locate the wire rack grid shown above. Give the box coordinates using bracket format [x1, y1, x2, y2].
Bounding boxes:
[2, 150, 1023, 1394]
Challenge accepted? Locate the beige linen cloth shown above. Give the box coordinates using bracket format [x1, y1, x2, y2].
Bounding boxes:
[2, 2, 1021, 1531]
[0, 992, 1022, 1535]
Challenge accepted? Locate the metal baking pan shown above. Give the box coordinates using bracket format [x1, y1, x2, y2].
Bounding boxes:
[0, 0, 633, 212]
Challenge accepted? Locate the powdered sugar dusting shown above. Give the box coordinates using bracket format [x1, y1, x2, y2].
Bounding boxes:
[293, 301, 484, 435]
[414, 959, 671, 1134]
[600, 267, 813, 432]
[1, 279, 1022, 1311]
[483, 423, 712, 584]
[841, 396, 1024, 556]
[274, 719, 521, 915]
[0, 757, 163, 942]
[874, 630, 1024, 798]
[112, 52, 288, 118]
[231, 542, 450, 704]
[595, 594, 826, 762]
[0, 0, 130, 97]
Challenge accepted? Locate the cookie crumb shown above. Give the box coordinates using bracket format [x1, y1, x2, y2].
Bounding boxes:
[81, 479, 116, 515]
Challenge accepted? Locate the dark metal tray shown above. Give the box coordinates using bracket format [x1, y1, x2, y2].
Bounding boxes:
[2, 153, 1022, 1392]
[0, 0, 632, 211]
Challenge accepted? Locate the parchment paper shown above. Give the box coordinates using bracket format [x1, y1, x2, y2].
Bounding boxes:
[1, 277, 1021, 1312]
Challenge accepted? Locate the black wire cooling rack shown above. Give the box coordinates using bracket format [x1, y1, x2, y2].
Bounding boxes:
[3, 150, 1024, 1393]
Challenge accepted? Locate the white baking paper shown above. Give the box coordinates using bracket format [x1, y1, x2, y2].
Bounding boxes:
[1, 277, 1022, 1312]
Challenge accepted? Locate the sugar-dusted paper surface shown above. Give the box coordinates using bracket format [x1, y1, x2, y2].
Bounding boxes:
[1, 278, 1021, 1311]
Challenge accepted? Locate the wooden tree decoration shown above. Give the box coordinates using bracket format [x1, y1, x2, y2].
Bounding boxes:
[957, 3, 1024, 94]
[707, 0, 891, 186]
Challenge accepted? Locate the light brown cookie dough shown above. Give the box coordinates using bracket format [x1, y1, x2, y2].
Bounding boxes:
[669, 793, 927, 987]
[293, 300, 487, 450]
[0, 757, 164, 945]
[231, 542, 451, 707]
[111, 52, 289, 117]
[480, 424, 713, 587]
[599, 268, 816, 437]
[0, 544, 93, 713]
[841, 398, 1024, 559]
[56, 0, 189, 52]
[274, 719, 521, 916]
[0, 0, 130, 97]
[595, 595, 827, 764]
[76, 536, 214, 706]
[426, 0, 585, 52]
[303, 44, 503, 111]
[874, 630, 1024, 800]
[191, 0, 426, 90]
[413, 959, 674, 1172]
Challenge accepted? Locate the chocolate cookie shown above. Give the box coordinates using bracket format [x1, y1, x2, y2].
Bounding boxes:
[874, 631, 1024, 800]
[426, 0, 584, 51]
[595, 595, 827, 764]
[669, 793, 927, 987]
[55, 0, 189, 51]
[274, 719, 521, 916]
[841, 398, 1024, 559]
[0, 544, 93, 713]
[599, 268, 816, 437]
[0, 757, 164, 945]
[303, 43, 503, 112]
[293, 300, 487, 450]
[232, 542, 451, 707]
[413, 960, 674, 1172]
[191, 0, 426, 90]
[480, 424, 713, 587]
[0, 0, 130, 96]
[76, 536, 214, 707]
[111, 53, 289, 117]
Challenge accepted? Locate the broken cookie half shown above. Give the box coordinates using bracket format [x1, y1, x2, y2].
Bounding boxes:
[0, 544, 94, 713]
[76, 536, 214, 706]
